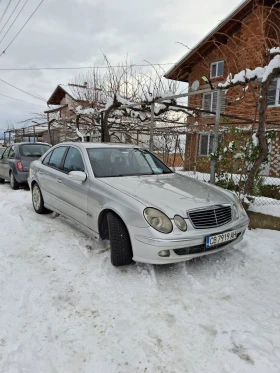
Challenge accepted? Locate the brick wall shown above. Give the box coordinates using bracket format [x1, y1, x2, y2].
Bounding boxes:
[183, 7, 280, 177]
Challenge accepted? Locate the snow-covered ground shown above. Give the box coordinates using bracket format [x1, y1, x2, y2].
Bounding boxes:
[249, 204, 280, 217]
[1, 184, 280, 373]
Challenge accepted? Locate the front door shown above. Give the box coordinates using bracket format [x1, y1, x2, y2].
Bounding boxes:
[58, 146, 89, 228]
[37, 146, 68, 209]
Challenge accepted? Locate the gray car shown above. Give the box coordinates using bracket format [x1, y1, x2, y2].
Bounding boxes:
[0, 142, 51, 189]
[28, 142, 249, 266]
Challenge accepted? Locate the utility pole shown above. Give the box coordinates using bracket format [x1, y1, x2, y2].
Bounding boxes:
[149, 102, 155, 151]
[210, 89, 222, 184]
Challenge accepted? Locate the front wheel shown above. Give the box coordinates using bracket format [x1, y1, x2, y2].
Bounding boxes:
[0, 177, 4, 184]
[32, 183, 47, 214]
[107, 212, 133, 267]
[10, 172, 19, 190]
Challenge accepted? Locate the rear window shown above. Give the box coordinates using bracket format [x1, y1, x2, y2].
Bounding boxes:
[19, 144, 51, 157]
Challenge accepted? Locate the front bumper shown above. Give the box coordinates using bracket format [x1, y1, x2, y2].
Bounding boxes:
[130, 217, 249, 264]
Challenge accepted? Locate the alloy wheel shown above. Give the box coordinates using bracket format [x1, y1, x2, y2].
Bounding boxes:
[33, 185, 41, 211]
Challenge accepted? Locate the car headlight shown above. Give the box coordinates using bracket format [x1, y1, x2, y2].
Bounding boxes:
[233, 195, 247, 217]
[144, 208, 173, 234]
[174, 215, 187, 231]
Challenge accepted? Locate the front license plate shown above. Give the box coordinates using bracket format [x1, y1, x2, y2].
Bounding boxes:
[206, 230, 237, 248]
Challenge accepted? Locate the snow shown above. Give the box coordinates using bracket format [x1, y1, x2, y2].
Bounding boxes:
[218, 53, 280, 88]
[249, 204, 280, 217]
[1, 185, 280, 372]
[76, 106, 95, 115]
[252, 133, 259, 146]
[270, 47, 280, 55]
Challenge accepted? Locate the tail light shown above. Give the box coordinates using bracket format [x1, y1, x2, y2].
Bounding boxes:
[16, 161, 24, 172]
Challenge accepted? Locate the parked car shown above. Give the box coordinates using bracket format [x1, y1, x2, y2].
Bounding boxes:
[0, 147, 6, 156]
[0, 142, 51, 189]
[28, 143, 249, 266]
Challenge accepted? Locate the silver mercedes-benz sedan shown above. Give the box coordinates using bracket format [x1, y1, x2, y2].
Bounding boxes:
[28, 142, 249, 266]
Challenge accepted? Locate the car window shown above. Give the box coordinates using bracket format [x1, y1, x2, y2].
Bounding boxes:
[63, 147, 85, 173]
[86, 148, 172, 177]
[2, 147, 11, 158]
[42, 151, 52, 165]
[19, 144, 51, 157]
[0, 148, 6, 156]
[48, 147, 68, 170]
[9, 146, 16, 158]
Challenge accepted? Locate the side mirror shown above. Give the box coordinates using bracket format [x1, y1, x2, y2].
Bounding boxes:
[68, 171, 87, 182]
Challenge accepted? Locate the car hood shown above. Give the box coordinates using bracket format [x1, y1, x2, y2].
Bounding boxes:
[101, 173, 234, 217]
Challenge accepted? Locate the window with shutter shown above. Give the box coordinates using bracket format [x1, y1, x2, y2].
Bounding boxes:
[202, 91, 225, 115]
[200, 135, 209, 156]
[268, 78, 280, 107]
[200, 134, 222, 156]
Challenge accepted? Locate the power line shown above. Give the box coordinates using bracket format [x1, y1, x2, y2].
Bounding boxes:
[0, 0, 22, 37]
[0, 77, 46, 101]
[0, 62, 176, 71]
[0, 0, 12, 25]
[0, 0, 45, 57]
[0, 0, 28, 46]
[0, 92, 46, 107]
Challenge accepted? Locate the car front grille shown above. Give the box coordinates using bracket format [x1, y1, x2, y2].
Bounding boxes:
[174, 233, 242, 256]
[188, 205, 232, 229]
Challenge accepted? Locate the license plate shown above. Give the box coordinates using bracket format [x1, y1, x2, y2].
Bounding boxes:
[206, 230, 237, 248]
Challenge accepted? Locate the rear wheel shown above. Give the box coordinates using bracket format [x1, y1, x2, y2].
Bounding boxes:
[0, 177, 4, 184]
[107, 212, 133, 267]
[32, 183, 47, 214]
[10, 172, 19, 190]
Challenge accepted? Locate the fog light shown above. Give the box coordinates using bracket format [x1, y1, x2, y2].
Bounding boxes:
[158, 250, 170, 257]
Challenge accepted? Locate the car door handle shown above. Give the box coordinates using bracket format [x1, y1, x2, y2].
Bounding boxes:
[56, 177, 62, 183]
[39, 170, 44, 175]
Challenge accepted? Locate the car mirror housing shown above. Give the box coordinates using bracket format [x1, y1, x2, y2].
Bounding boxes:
[68, 171, 87, 182]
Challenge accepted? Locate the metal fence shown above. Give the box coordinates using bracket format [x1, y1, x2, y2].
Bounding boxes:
[108, 123, 280, 207]
[3, 89, 280, 207]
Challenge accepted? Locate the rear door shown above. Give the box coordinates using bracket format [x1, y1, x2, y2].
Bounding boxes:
[37, 146, 68, 209]
[58, 146, 89, 228]
[0, 147, 11, 180]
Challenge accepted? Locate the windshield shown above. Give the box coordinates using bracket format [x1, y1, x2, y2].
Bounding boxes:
[19, 144, 51, 157]
[87, 147, 173, 178]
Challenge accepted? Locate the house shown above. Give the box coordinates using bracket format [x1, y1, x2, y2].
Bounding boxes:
[165, 0, 280, 177]
[46, 84, 92, 119]
[44, 84, 97, 144]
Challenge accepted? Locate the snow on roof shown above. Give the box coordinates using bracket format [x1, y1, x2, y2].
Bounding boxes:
[44, 104, 68, 113]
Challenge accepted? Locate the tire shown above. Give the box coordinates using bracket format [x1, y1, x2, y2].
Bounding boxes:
[107, 212, 133, 267]
[10, 172, 19, 190]
[32, 183, 48, 214]
[0, 177, 4, 184]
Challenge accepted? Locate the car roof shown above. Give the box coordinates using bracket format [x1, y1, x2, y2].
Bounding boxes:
[7, 142, 51, 146]
[56, 142, 140, 149]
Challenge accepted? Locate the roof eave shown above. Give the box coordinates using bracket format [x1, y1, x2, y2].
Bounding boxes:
[165, 0, 252, 80]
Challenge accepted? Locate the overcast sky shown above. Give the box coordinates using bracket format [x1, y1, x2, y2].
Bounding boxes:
[0, 0, 242, 131]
